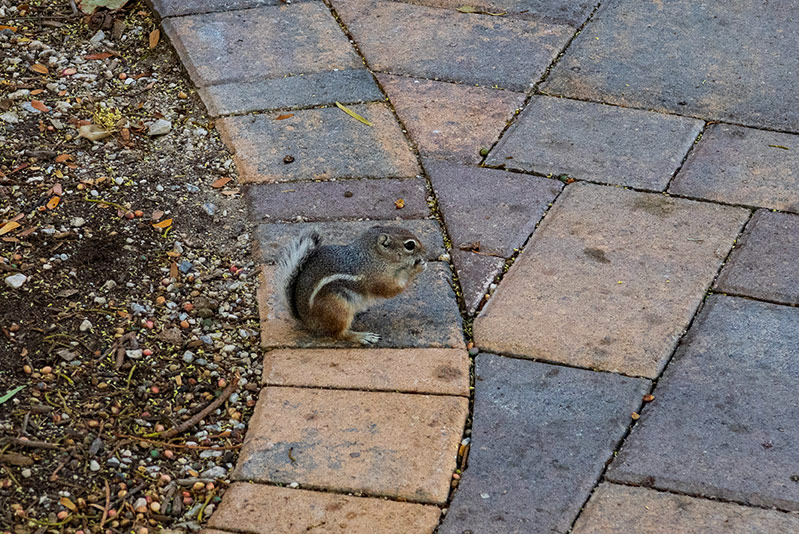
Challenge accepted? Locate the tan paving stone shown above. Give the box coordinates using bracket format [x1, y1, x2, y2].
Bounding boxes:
[216, 105, 419, 183]
[572, 483, 799, 534]
[207, 482, 440, 534]
[233, 387, 468, 503]
[263, 348, 469, 396]
[473, 183, 748, 377]
[377, 75, 525, 163]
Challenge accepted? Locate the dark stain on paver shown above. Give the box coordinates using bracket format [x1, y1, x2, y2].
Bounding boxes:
[434, 365, 462, 381]
[630, 195, 678, 217]
[583, 247, 610, 264]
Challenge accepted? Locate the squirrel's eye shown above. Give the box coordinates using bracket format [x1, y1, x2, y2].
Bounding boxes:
[404, 240, 416, 251]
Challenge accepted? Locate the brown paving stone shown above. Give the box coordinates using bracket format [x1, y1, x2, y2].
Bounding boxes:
[233, 387, 469, 503]
[450, 249, 504, 315]
[148, 0, 289, 18]
[162, 4, 361, 87]
[256, 220, 445, 264]
[393, 0, 597, 26]
[669, 124, 799, 213]
[263, 348, 469, 396]
[216, 105, 420, 183]
[334, 0, 573, 91]
[377, 75, 525, 164]
[541, 0, 799, 131]
[198, 70, 383, 117]
[473, 183, 748, 378]
[425, 159, 562, 257]
[486, 96, 703, 191]
[245, 178, 429, 223]
[715, 210, 799, 305]
[258, 263, 465, 349]
[572, 483, 799, 534]
[207, 482, 440, 534]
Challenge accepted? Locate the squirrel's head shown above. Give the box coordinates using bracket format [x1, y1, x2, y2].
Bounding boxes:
[364, 226, 426, 274]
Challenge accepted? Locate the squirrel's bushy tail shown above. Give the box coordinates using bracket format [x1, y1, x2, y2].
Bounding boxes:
[274, 230, 321, 319]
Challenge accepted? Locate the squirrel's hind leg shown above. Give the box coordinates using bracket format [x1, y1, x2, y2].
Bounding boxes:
[307, 293, 380, 345]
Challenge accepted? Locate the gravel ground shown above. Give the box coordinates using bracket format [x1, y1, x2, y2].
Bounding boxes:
[0, 1, 261, 532]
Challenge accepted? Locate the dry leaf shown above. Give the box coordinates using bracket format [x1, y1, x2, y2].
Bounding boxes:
[152, 218, 172, 229]
[55, 154, 73, 163]
[275, 113, 294, 121]
[149, 28, 160, 49]
[78, 124, 112, 141]
[31, 100, 50, 113]
[61, 67, 77, 76]
[631, 412, 640, 420]
[31, 63, 49, 74]
[0, 25, 17, 32]
[59, 497, 77, 511]
[47, 196, 60, 209]
[84, 52, 113, 60]
[394, 198, 405, 209]
[211, 177, 232, 188]
[456, 5, 505, 15]
[334, 102, 373, 126]
[0, 221, 21, 236]
[170, 262, 178, 279]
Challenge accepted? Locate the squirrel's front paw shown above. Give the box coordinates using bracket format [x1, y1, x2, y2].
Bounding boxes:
[353, 331, 380, 345]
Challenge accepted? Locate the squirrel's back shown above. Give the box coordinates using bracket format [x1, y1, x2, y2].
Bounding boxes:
[274, 231, 322, 319]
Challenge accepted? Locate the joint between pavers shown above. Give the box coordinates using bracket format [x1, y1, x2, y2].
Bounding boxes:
[663, 121, 708, 192]
[260, 381, 471, 398]
[707, 290, 799, 310]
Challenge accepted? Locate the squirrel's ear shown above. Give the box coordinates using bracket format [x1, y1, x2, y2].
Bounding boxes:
[377, 233, 391, 247]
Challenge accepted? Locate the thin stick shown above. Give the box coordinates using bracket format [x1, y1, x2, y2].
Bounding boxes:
[2, 438, 61, 450]
[160, 375, 240, 439]
[99, 480, 110, 529]
[114, 435, 242, 450]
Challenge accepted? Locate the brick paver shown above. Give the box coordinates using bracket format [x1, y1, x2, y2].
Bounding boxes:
[333, 0, 573, 91]
[208, 483, 441, 534]
[148, 0, 291, 18]
[394, 0, 596, 26]
[715, 210, 799, 305]
[216, 104, 420, 183]
[245, 177, 430, 222]
[572, 483, 799, 534]
[474, 183, 748, 377]
[669, 124, 799, 213]
[378, 75, 525, 164]
[607, 295, 799, 510]
[234, 387, 468, 503]
[439, 354, 649, 534]
[163, 4, 361, 87]
[450, 250, 504, 315]
[263, 348, 470, 396]
[486, 96, 703, 190]
[542, 0, 799, 131]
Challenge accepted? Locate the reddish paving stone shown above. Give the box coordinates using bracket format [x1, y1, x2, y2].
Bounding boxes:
[216, 105, 420, 183]
[334, 0, 573, 91]
[572, 483, 799, 534]
[669, 124, 799, 213]
[450, 249, 504, 315]
[425, 159, 562, 257]
[439, 354, 649, 534]
[256, 220, 445, 264]
[474, 183, 748, 378]
[394, 0, 597, 26]
[162, 4, 362, 87]
[198, 70, 383, 117]
[715, 210, 799, 305]
[258, 263, 465, 349]
[378, 75, 525, 164]
[207, 483, 440, 534]
[486, 96, 703, 191]
[233, 386, 469, 503]
[541, 0, 799, 131]
[608, 296, 799, 510]
[148, 0, 288, 18]
[263, 348, 470, 396]
[245, 178, 429, 223]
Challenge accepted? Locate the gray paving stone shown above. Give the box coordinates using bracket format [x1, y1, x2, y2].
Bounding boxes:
[246, 178, 429, 223]
[198, 70, 384, 117]
[425, 159, 562, 257]
[542, 0, 799, 131]
[486, 96, 703, 191]
[392, 0, 597, 27]
[162, 4, 362, 87]
[715, 210, 799, 305]
[255, 220, 445, 264]
[439, 354, 649, 534]
[216, 104, 420, 183]
[450, 250, 504, 315]
[148, 0, 290, 18]
[669, 124, 799, 213]
[333, 0, 573, 91]
[607, 295, 799, 511]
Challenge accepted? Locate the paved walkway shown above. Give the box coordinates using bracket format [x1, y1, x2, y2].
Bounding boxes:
[148, 0, 799, 532]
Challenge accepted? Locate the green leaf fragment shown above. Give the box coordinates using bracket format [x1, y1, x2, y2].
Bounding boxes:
[335, 102, 373, 127]
[0, 385, 25, 405]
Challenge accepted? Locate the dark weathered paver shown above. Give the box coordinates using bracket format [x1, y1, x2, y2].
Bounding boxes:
[255, 220, 445, 264]
[162, 4, 362, 87]
[207, 482, 441, 534]
[607, 295, 799, 511]
[263, 348, 470, 396]
[216, 105, 420, 183]
[395, 0, 596, 26]
[234, 387, 468, 503]
[258, 263, 465, 349]
[424, 159, 562, 257]
[246, 178, 429, 223]
[198, 70, 383, 117]
[333, 0, 573, 91]
[669, 124, 799, 213]
[572, 483, 799, 534]
[439, 354, 649, 534]
[715, 210, 799, 305]
[450, 250, 504, 315]
[541, 0, 799, 131]
[148, 0, 292, 18]
[474, 183, 748, 378]
[378, 75, 525, 164]
[486, 96, 703, 190]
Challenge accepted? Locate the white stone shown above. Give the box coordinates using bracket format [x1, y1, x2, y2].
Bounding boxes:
[4, 273, 27, 288]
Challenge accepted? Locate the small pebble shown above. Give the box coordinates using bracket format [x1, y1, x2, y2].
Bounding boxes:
[21, 469, 32, 478]
[89, 460, 100, 472]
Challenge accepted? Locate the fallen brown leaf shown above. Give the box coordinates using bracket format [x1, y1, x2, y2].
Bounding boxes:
[149, 28, 160, 48]
[0, 221, 21, 236]
[275, 113, 294, 121]
[31, 63, 48, 74]
[31, 100, 50, 113]
[152, 218, 172, 229]
[211, 177, 232, 188]
[84, 52, 113, 60]
[55, 154, 73, 163]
